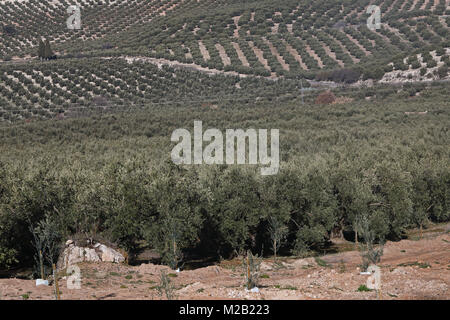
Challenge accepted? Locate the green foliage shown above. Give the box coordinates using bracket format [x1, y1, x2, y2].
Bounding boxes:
[437, 65, 448, 79]
[29, 215, 62, 278]
[143, 163, 204, 269]
[0, 247, 17, 270]
[292, 165, 337, 255]
[356, 214, 385, 271]
[37, 38, 45, 59]
[200, 167, 261, 257]
[0, 58, 308, 121]
[267, 216, 288, 259]
[0, 0, 447, 82]
[43, 39, 54, 59]
[314, 257, 330, 268]
[0, 87, 448, 269]
[357, 284, 373, 292]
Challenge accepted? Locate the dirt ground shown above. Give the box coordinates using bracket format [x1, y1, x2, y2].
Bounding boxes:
[1, 226, 448, 300]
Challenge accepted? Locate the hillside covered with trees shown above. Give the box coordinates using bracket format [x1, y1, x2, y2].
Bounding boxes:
[0, 85, 448, 272]
[0, 0, 450, 121]
[0, 1, 448, 290]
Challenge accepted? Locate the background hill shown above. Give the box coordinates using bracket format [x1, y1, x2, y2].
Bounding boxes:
[0, 1, 448, 286]
[0, 0, 449, 120]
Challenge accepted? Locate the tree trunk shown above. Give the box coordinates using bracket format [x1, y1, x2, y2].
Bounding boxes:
[273, 240, 277, 260]
[52, 264, 60, 300]
[246, 253, 251, 289]
[39, 250, 44, 280]
[173, 239, 177, 269]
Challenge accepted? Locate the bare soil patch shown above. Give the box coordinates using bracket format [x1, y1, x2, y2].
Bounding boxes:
[319, 40, 345, 67]
[345, 33, 371, 56]
[305, 43, 324, 68]
[1, 225, 447, 300]
[263, 38, 289, 71]
[232, 42, 250, 67]
[284, 41, 309, 70]
[410, 0, 421, 11]
[198, 41, 210, 62]
[215, 43, 231, 66]
[233, 16, 241, 38]
[248, 41, 272, 72]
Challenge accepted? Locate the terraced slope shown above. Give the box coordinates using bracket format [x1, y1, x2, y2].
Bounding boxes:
[1, 1, 449, 71]
[0, 57, 307, 122]
[0, 0, 449, 121]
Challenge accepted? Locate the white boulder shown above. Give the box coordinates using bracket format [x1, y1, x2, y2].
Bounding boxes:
[95, 244, 125, 263]
[58, 240, 125, 270]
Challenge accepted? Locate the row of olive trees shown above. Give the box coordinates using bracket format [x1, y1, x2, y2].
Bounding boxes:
[0, 151, 448, 271]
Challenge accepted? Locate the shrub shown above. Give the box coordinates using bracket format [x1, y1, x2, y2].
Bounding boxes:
[437, 65, 448, 79]
[357, 284, 373, 292]
[356, 214, 384, 272]
[2, 25, 16, 35]
[29, 215, 62, 279]
[315, 91, 336, 105]
[427, 60, 437, 68]
[157, 270, 176, 300]
[267, 216, 288, 259]
[331, 69, 361, 83]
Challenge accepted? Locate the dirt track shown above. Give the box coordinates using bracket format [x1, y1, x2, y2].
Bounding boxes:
[1, 228, 448, 300]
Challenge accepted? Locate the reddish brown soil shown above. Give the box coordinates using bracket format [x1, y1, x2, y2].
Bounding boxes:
[1, 226, 448, 300]
[232, 42, 250, 67]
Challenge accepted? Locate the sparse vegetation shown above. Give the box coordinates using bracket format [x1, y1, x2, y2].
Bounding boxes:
[157, 270, 176, 300]
[356, 214, 385, 272]
[357, 285, 373, 292]
[267, 216, 288, 260]
[314, 257, 330, 268]
[243, 250, 261, 290]
[397, 261, 431, 269]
